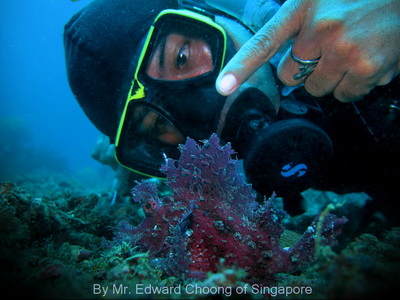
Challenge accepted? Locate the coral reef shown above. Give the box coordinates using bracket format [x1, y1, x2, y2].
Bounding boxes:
[0, 178, 142, 298]
[279, 227, 400, 299]
[117, 134, 347, 281]
[1, 134, 399, 299]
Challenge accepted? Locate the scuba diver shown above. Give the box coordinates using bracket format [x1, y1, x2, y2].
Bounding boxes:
[64, 0, 400, 218]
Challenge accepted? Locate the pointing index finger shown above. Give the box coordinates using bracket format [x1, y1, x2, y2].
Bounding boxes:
[216, 0, 306, 96]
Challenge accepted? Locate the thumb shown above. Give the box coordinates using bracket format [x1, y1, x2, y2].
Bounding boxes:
[216, 0, 306, 96]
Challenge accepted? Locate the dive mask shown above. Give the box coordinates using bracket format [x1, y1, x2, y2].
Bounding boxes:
[115, 9, 228, 177]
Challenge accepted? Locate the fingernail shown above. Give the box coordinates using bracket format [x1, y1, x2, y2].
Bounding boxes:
[218, 73, 237, 95]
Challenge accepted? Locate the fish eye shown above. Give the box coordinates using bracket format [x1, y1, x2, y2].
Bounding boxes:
[142, 200, 156, 215]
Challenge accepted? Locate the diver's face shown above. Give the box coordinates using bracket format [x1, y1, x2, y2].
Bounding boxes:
[147, 33, 213, 80]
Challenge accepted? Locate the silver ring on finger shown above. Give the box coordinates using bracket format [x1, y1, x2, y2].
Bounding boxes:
[291, 50, 320, 81]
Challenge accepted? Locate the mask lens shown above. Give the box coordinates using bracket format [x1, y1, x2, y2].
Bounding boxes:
[116, 104, 184, 176]
[145, 18, 220, 81]
[133, 105, 185, 145]
[115, 10, 227, 177]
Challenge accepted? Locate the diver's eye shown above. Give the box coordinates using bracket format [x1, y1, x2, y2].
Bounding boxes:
[177, 53, 187, 66]
[147, 34, 213, 80]
[176, 42, 189, 67]
[154, 115, 167, 131]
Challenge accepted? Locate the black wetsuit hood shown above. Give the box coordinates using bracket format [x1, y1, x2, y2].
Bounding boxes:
[64, 0, 178, 141]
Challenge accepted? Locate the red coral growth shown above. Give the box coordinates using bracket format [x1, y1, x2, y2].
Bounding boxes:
[119, 134, 347, 281]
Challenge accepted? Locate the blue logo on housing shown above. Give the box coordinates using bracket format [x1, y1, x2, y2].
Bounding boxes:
[281, 162, 307, 178]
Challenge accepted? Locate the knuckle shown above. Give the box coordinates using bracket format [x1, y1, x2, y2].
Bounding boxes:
[333, 40, 354, 58]
[277, 68, 296, 86]
[304, 72, 331, 97]
[277, 57, 298, 86]
[329, 42, 384, 81]
[313, 18, 343, 36]
[351, 57, 383, 79]
[377, 71, 394, 86]
[247, 30, 278, 61]
[305, 82, 326, 97]
[333, 89, 355, 102]
[333, 84, 371, 102]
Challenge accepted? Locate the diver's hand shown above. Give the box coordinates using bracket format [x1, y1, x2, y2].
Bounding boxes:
[216, 0, 400, 102]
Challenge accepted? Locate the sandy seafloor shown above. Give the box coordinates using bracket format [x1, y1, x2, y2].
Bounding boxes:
[0, 168, 399, 299]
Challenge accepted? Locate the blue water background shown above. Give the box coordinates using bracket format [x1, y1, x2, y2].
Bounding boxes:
[0, 0, 115, 186]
